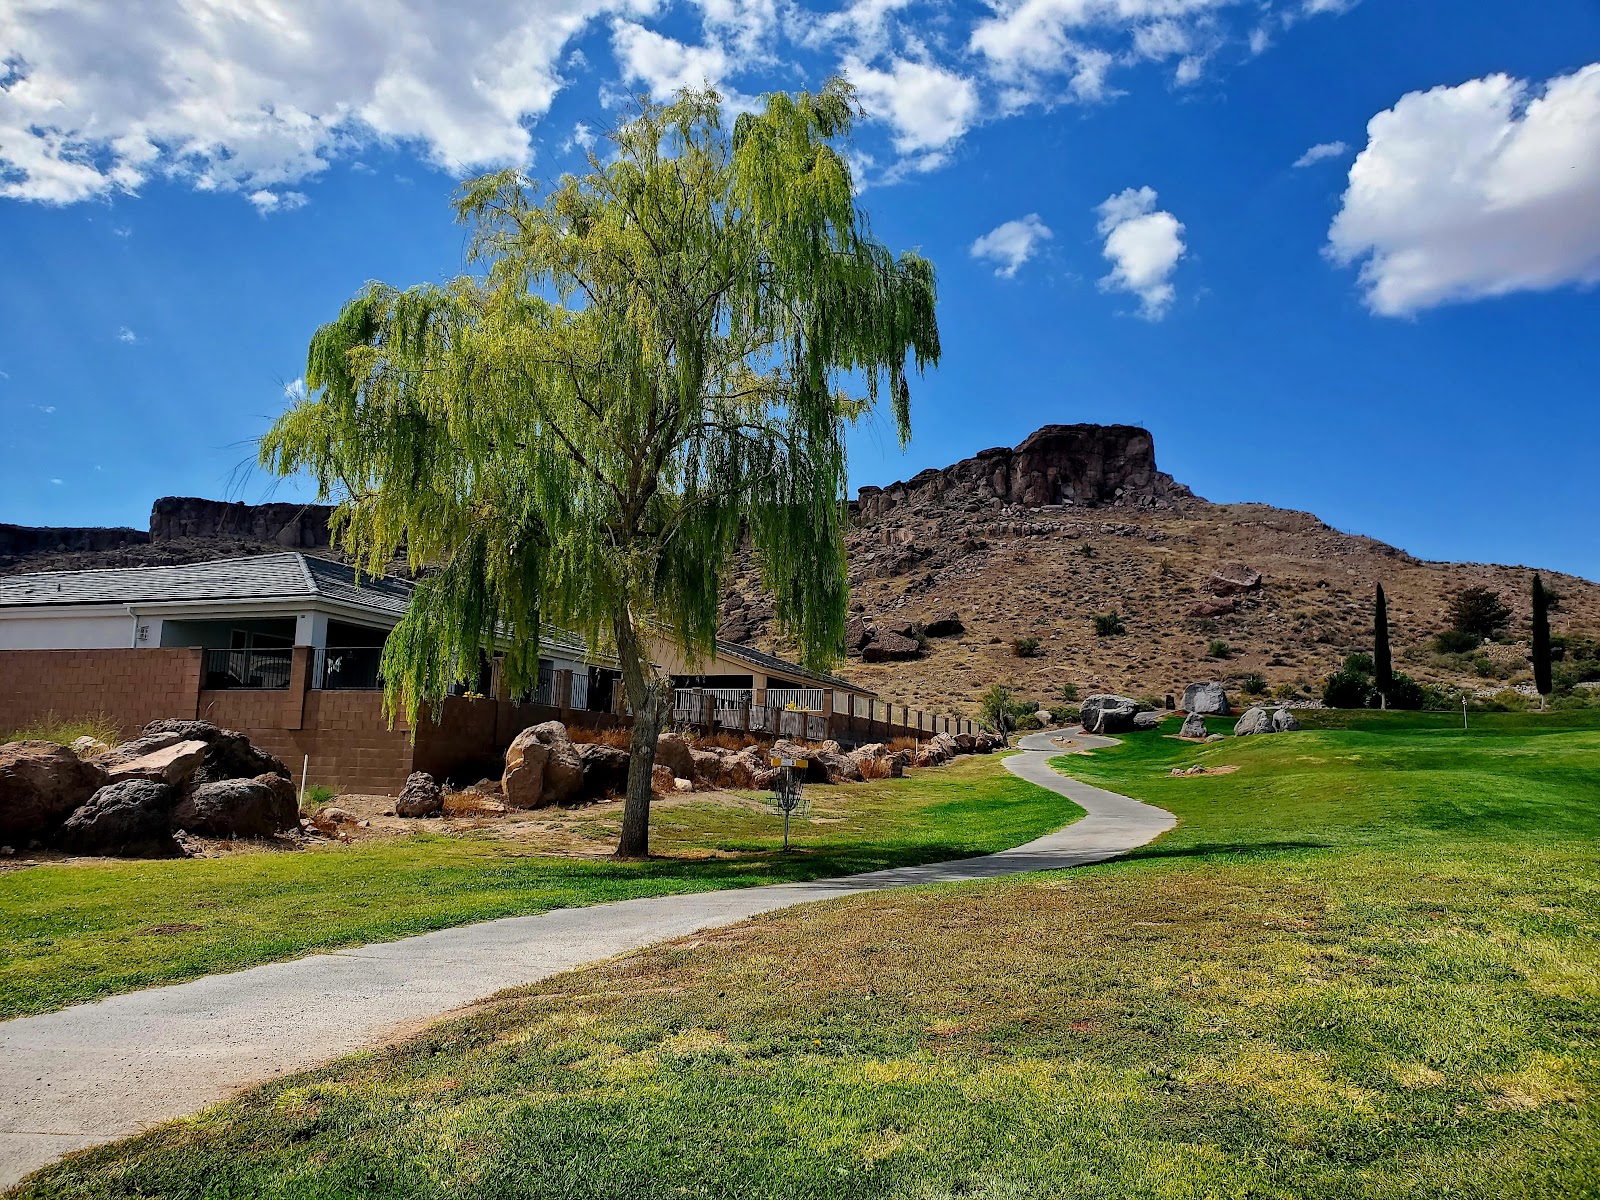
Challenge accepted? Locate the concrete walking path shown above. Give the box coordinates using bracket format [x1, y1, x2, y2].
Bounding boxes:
[0, 729, 1173, 1189]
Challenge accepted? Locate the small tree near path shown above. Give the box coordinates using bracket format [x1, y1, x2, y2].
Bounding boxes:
[263, 83, 940, 858]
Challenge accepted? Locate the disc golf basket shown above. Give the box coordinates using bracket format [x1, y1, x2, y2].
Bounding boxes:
[765, 754, 811, 849]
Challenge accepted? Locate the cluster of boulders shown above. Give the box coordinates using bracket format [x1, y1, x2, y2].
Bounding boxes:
[485, 721, 997, 810]
[0, 720, 298, 858]
[1234, 705, 1299, 736]
[1079, 694, 1162, 735]
[843, 610, 964, 662]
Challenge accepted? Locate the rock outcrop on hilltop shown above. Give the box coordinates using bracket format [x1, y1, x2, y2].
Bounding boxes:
[855, 424, 1194, 522]
[149, 498, 336, 548]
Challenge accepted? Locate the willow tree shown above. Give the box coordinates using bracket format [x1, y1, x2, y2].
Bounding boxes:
[261, 82, 940, 857]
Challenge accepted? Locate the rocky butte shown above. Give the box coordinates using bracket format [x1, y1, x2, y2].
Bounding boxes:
[854, 423, 1195, 523]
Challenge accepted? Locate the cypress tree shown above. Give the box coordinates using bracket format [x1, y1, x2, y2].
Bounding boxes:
[1374, 583, 1393, 705]
[1532, 574, 1552, 705]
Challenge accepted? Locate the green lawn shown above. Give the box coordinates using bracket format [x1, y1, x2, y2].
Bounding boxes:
[14, 711, 1598, 1199]
[0, 755, 1078, 1020]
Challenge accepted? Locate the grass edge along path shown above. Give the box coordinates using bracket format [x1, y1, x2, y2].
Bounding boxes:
[11, 711, 1597, 1199]
[0, 754, 1084, 1020]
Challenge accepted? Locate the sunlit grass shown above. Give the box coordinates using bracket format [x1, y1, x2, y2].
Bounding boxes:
[15, 712, 1599, 1198]
[0, 754, 1079, 1019]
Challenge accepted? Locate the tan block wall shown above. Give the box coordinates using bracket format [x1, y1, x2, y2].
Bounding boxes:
[0, 648, 202, 739]
[201, 688, 416, 797]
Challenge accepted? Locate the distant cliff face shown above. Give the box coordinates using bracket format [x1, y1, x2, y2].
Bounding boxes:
[0, 523, 148, 564]
[854, 424, 1195, 523]
[148, 498, 335, 548]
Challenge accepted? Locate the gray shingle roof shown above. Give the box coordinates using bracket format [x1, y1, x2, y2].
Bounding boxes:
[713, 639, 874, 695]
[0, 553, 327, 609]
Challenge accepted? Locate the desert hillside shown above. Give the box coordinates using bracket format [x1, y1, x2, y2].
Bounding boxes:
[720, 425, 1600, 713]
[6, 426, 1596, 716]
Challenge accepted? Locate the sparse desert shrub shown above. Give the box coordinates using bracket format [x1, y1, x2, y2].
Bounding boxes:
[1, 711, 122, 748]
[1093, 613, 1127, 637]
[1075, 543, 1096, 558]
[442, 787, 507, 817]
[1049, 704, 1079, 725]
[1059, 682, 1079, 703]
[689, 730, 761, 752]
[567, 725, 632, 748]
[1433, 630, 1480, 654]
[1239, 673, 1268, 696]
[1271, 682, 1299, 701]
[1012, 637, 1042, 658]
[1207, 640, 1231, 660]
[1473, 656, 1496, 678]
[886, 736, 919, 754]
[1322, 671, 1373, 709]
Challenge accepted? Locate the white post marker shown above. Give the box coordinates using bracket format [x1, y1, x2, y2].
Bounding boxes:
[300, 754, 310, 807]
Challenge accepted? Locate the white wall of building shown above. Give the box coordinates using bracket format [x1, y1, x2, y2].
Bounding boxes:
[0, 612, 133, 649]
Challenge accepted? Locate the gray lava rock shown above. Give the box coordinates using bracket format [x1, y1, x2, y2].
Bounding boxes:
[1080, 694, 1140, 735]
[395, 771, 443, 817]
[1180, 712, 1209, 739]
[59, 779, 180, 857]
[1181, 682, 1230, 716]
[1132, 711, 1163, 731]
[1272, 708, 1301, 732]
[1234, 706, 1277, 736]
[173, 774, 299, 838]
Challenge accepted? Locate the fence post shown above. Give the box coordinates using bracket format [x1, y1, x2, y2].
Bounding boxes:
[556, 669, 573, 725]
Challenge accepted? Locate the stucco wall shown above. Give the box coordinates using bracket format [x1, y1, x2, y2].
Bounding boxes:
[0, 612, 133, 650]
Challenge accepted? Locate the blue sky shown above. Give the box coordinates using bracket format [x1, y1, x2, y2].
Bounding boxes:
[2, 0, 1598, 578]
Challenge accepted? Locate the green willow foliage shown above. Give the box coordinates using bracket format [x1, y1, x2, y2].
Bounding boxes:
[262, 81, 940, 735]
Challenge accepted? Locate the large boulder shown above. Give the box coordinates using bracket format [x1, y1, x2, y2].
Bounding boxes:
[1272, 708, 1301, 733]
[503, 722, 585, 809]
[1181, 682, 1230, 716]
[575, 742, 631, 798]
[862, 631, 920, 662]
[1179, 712, 1210, 739]
[144, 720, 291, 783]
[973, 733, 997, 754]
[0, 741, 106, 844]
[101, 737, 209, 787]
[654, 733, 695, 782]
[1234, 706, 1277, 736]
[59, 780, 180, 857]
[844, 615, 875, 654]
[1208, 562, 1263, 596]
[849, 743, 903, 779]
[395, 771, 443, 818]
[1079, 694, 1140, 735]
[172, 773, 299, 838]
[1132, 711, 1164, 731]
[813, 740, 862, 784]
[922, 611, 964, 638]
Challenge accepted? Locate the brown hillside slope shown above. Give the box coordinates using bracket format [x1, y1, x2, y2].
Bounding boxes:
[722, 424, 1600, 713]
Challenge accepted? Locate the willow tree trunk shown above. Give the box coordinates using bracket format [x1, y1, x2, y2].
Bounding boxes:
[614, 610, 662, 859]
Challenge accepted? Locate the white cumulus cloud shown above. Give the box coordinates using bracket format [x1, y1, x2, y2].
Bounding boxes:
[1293, 140, 1348, 167]
[0, 0, 648, 204]
[1096, 186, 1186, 319]
[843, 55, 980, 158]
[611, 21, 731, 98]
[1327, 63, 1600, 316]
[248, 190, 308, 215]
[117, 327, 138, 345]
[970, 213, 1054, 277]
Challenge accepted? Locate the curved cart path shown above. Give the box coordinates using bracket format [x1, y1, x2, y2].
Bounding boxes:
[0, 729, 1172, 1189]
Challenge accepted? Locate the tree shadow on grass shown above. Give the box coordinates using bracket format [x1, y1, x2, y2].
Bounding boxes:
[1118, 840, 1334, 864]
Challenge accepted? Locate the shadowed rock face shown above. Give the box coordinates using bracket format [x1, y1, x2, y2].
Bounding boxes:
[855, 424, 1194, 522]
[149, 498, 336, 548]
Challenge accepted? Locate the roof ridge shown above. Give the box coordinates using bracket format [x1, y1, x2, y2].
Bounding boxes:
[0, 550, 306, 583]
[292, 552, 318, 596]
